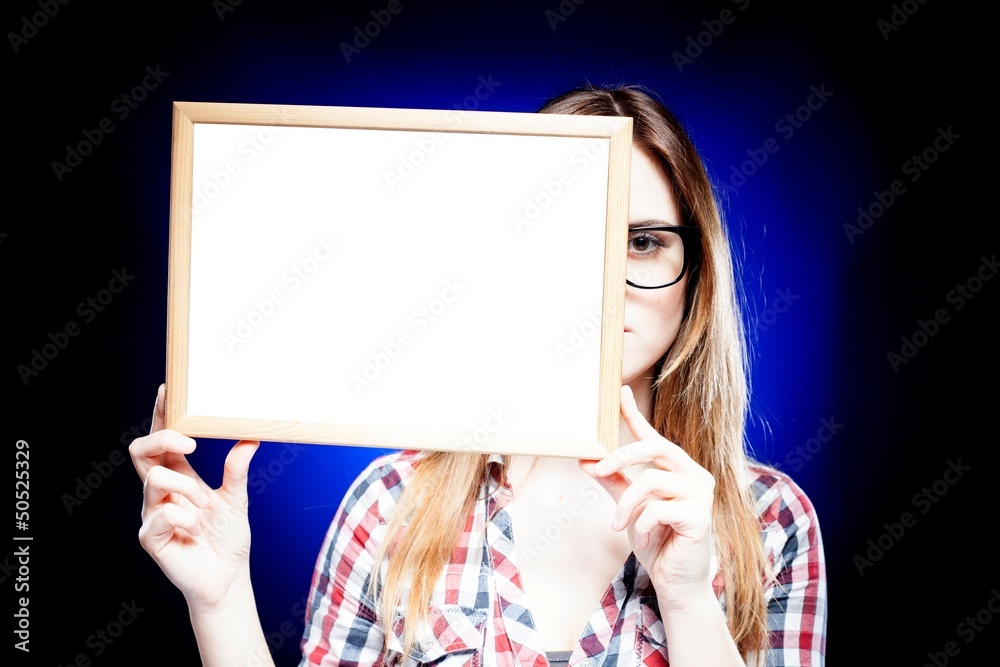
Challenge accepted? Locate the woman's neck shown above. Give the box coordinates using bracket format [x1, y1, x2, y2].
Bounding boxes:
[508, 377, 656, 485]
[622, 376, 654, 444]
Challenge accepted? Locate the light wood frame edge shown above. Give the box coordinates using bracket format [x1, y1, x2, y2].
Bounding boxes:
[165, 102, 194, 436]
[596, 119, 633, 455]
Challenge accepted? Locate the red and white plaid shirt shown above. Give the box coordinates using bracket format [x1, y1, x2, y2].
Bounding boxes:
[298, 450, 826, 666]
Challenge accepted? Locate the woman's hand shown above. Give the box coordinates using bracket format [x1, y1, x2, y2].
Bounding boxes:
[580, 385, 717, 610]
[129, 384, 261, 612]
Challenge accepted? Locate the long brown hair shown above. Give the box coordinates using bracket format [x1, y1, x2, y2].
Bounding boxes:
[370, 82, 770, 662]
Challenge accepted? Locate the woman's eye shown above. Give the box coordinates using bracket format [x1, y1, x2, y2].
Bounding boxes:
[629, 233, 657, 253]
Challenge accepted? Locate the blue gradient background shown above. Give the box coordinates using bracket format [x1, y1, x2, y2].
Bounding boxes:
[8, 1, 992, 665]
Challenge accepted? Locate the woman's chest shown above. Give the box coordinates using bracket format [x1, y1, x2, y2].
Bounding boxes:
[386, 496, 666, 666]
[506, 478, 633, 651]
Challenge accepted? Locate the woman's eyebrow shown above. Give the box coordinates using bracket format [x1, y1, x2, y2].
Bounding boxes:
[629, 219, 677, 230]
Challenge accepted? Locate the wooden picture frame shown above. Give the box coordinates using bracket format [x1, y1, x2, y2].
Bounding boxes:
[165, 101, 632, 458]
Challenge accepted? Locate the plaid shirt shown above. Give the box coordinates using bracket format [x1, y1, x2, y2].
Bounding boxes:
[299, 450, 826, 666]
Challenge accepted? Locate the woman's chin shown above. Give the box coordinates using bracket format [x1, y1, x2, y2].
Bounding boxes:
[620, 365, 656, 390]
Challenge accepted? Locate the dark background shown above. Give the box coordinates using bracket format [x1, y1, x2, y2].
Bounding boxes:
[7, 0, 995, 665]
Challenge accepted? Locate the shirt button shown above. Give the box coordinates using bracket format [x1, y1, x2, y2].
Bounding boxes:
[579, 659, 595, 667]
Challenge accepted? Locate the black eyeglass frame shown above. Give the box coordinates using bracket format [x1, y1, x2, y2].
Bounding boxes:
[624, 225, 701, 289]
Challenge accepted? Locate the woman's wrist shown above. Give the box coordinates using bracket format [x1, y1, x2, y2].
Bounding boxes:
[658, 585, 745, 666]
[186, 569, 256, 618]
[187, 573, 273, 667]
[655, 580, 719, 617]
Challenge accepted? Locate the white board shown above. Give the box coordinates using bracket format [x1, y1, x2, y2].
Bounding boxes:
[165, 102, 631, 458]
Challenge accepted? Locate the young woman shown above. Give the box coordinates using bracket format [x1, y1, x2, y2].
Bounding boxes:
[131, 83, 827, 666]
